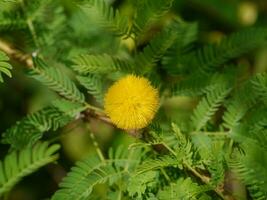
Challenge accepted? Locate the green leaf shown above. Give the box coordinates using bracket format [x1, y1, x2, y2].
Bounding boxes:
[223, 79, 258, 130]
[133, 21, 178, 73]
[0, 50, 12, 83]
[77, 75, 104, 104]
[182, 27, 267, 74]
[127, 171, 158, 198]
[136, 156, 178, 176]
[72, 54, 132, 75]
[29, 57, 85, 103]
[251, 72, 267, 104]
[158, 178, 211, 200]
[80, 0, 130, 37]
[191, 83, 231, 131]
[0, 13, 26, 31]
[229, 143, 267, 200]
[2, 100, 85, 149]
[134, 0, 174, 39]
[0, 142, 60, 196]
[51, 155, 127, 200]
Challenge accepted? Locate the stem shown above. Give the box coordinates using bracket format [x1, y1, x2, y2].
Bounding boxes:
[20, 0, 39, 48]
[183, 162, 210, 183]
[83, 104, 113, 126]
[162, 142, 177, 156]
[85, 103, 104, 114]
[124, 147, 134, 171]
[190, 131, 229, 137]
[162, 142, 227, 200]
[183, 162, 227, 200]
[87, 125, 105, 162]
[228, 139, 234, 158]
[0, 39, 33, 68]
[160, 168, 171, 182]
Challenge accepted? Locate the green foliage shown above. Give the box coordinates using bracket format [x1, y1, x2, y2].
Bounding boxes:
[30, 58, 85, 103]
[0, 142, 60, 197]
[127, 171, 158, 198]
[181, 27, 267, 74]
[229, 143, 267, 200]
[157, 178, 210, 200]
[191, 83, 231, 131]
[1, 0, 267, 199]
[206, 143, 225, 187]
[2, 100, 85, 149]
[133, 22, 178, 73]
[72, 54, 132, 74]
[171, 74, 212, 96]
[76, 75, 104, 104]
[133, 0, 174, 39]
[251, 72, 267, 104]
[0, 13, 26, 31]
[0, 51, 12, 83]
[52, 145, 141, 200]
[223, 79, 258, 130]
[80, 0, 130, 37]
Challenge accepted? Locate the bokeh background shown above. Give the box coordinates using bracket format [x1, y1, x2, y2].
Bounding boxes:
[1, 0, 267, 199]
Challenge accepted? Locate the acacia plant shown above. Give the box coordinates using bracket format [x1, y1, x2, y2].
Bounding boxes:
[0, 0, 267, 199]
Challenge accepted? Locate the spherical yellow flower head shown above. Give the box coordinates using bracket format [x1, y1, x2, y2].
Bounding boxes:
[104, 75, 159, 130]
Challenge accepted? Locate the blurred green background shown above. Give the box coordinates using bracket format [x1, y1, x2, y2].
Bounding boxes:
[1, 0, 267, 199]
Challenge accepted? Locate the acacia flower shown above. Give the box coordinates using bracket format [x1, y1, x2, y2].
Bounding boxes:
[104, 75, 159, 130]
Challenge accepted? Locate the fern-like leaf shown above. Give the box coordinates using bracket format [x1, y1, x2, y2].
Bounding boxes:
[29, 58, 85, 103]
[51, 155, 128, 200]
[191, 83, 231, 131]
[251, 72, 267, 104]
[2, 100, 85, 149]
[134, 0, 174, 39]
[72, 54, 132, 75]
[171, 74, 221, 97]
[127, 171, 158, 198]
[158, 178, 211, 200]
[223, 80, 258, 130]
[80, 0, 130, 37]
[0, 142, 60, 196]
[77, 75, 104, 104]
[162, 21, 198, 75]
[182, 27, 267, 74]
[207, 143, 225, 187]
[0, 13, 26, 31]
[133, 22, 178, 73]
[136, 156, 178, 176]
[0, 51, 12, 83]
[229, 107, 267, 150]
[229, 143, 267, 200]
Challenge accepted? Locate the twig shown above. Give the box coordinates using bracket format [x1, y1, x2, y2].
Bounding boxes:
[162, 142, 228, 200]
[183, 162, 227, 200]
[0, 39, 33, 68]
[190, 131, 229, 137]
[20, 0, 40, 48]
[0, 39, 114, 127]
[83, 107, 113, 126]
[87, 125, 105, 162]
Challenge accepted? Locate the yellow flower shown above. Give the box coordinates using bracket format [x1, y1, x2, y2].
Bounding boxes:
[104, 75, 159, 130]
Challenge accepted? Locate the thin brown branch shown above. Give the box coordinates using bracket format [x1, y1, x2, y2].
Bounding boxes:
[162, 142, 228, 200]
[0, 39, 33, 68]
[183, 162, 228, 200]
[83, 107, 113, 126]
[0, 39, 114, 127]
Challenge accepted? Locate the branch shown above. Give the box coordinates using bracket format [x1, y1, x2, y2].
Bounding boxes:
[0, 39, 33, 68]
[161, 142, 229, 200]
[0, 39, 113, 127]
[183, 162, 227, 200]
